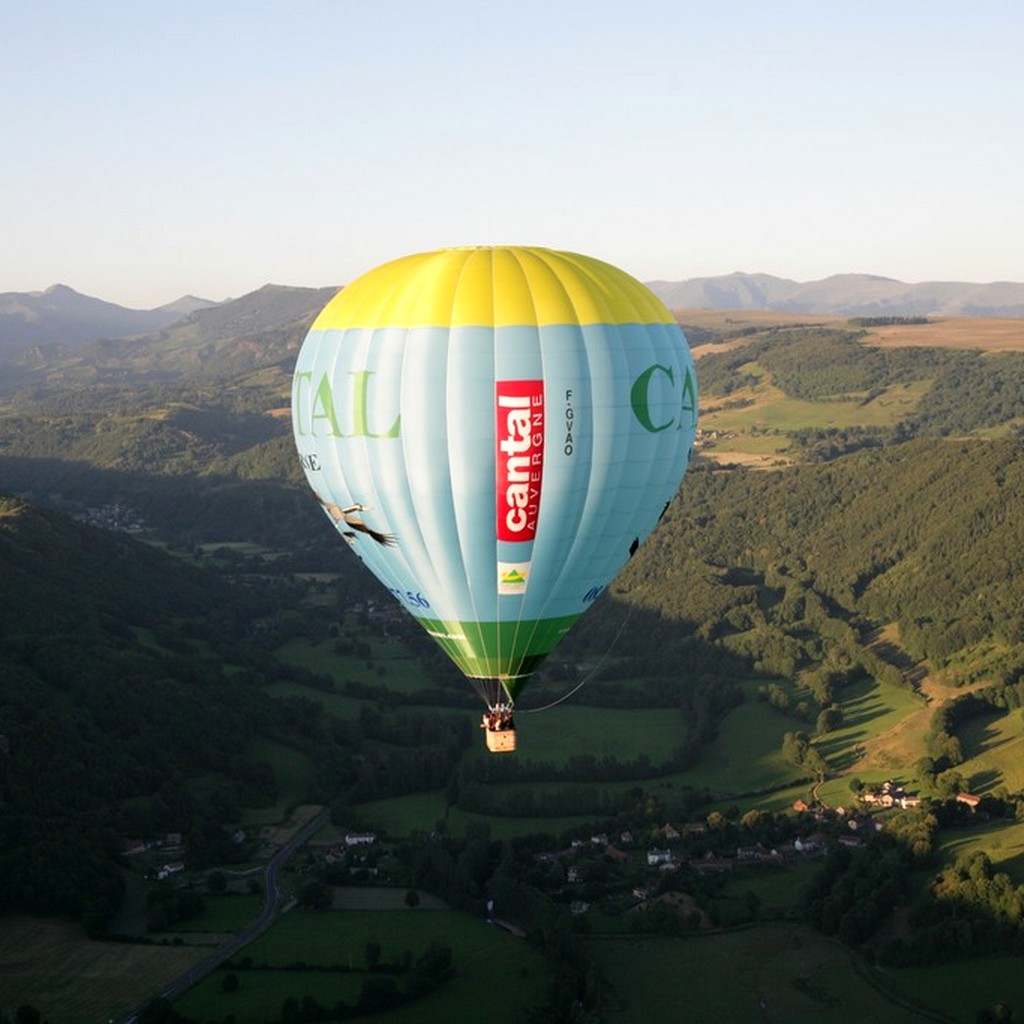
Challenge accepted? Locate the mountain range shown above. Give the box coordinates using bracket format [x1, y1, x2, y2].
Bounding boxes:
[0, 284, 217, 357]
[646, 272, 1024, 317]
[4, 272, 1024, 370]
[0, 283, 338, 384]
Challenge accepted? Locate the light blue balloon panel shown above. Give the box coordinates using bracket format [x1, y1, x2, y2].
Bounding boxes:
[292, 246, 697, 704]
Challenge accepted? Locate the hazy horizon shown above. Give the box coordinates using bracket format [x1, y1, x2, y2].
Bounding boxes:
[5, 0, 1022, 308]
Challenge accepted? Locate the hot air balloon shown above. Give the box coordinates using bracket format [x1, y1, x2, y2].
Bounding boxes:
[292, 246, 697, 752]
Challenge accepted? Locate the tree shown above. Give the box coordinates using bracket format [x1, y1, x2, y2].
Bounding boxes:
[706, 810, 727, 831]
[365, 940, 382, 969]
[816, 704, 843, 735]
[740, 808, 765, 833]
[222, 971, 240, 992]
[298, 880, 334, 911]
[207, 869, 227, 894]
[404, 888, 420, 909]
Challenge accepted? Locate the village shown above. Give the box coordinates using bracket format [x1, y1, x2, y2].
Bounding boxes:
[117, 776, 997, 938]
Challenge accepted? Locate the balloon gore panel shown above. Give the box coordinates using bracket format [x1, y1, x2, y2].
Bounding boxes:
[292, 246, 697, 703]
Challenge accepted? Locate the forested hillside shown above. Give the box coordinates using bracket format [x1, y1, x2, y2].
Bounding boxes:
[0, 497, 348, 931]
[3, 308, 1024, 1024]
[588, 438, 1024, 679]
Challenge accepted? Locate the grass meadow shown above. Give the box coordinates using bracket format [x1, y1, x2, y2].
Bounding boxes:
[174, 907, 550, 1024]
[347, 788, 601, 842]
[276, 635, 429, 693]
[265, 678, 370, 718]
[0, 917, 205, 1024]
[488, 702, 691, 767]
[173, 893, 264, 933]
[666, 686, 800, 795]
[864, 316, 1024, 352]
[697, 376, 930, 467]
[953, 707, 1024, 794]
[937, 819, 1024, 885]
[886, 955, 1024, 1023]
[239, 736, 317, 826]
[588, 923, 930, 1024]
[813, 675, 926, 773]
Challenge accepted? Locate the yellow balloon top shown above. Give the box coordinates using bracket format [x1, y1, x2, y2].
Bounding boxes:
[311, 246, 677, 330]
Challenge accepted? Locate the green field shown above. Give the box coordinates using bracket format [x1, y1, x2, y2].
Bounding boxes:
[588, 923, 931, 1023]
[887, 955, 1024, 1024]
[345, 790, 449, 836]
[662, 685, 803, 796]
[179, 969, 366, 1021]
[239, 736, 316, 825]
[265, 678, 371, 719]
[954, 707, 1024, 793]
[698, 378, 931, 466]
[937, 819, 1024, 885]
[813, 676, 926, 773]
[0, 917, 205, 1024]
[501, 702, 691, 766]
[276, 635, 429, 693]
[263, 662, 931, 829]
[702, 380, 929, 434]
[347, 789, 600, 841]
[175, 907, 550, 1024]
[714, 859, 822, 920]
[173, 893, 264, 932]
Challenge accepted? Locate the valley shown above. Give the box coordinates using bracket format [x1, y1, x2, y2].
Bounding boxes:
[1, 297, 1024, 1023]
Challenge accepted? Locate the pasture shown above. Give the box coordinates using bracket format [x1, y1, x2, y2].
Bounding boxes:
[705, 381, 925, 433]
[0, 917, 205, 1024]
[491, 702, 692, 767]
[697, 376, 929, 468]
[677, 306, 1024, 354]
[712, 859, 821, 922]
[346, 790, 448, 836]
[275, 634, 429, 694]
[174, 907, 550, 1024]
[173, 893, 264, 933]
[348, 788, 600, 841]
[659, 684, 804, 796]
[813, 675, 926, 774]
[865, 316, 1024, 352]
[588, 923, 930, 1023]
[887, 955, 1024, 1023]
[700, 377, 928, 434]
[239, 736, 317, 825]
[937, 819, 1024, 886]
[265, 678, 370, 719]
[679, 308, 841, 332]
[953, 707, 1024, 794]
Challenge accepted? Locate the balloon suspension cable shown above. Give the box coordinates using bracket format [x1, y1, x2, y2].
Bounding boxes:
[470, 677, 509, 711]
[518, 603, 635, 715]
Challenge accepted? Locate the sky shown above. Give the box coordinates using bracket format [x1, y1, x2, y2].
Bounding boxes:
[4, 0, 1023, 309]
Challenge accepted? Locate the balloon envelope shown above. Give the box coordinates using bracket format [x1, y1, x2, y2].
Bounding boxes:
[292, 246, 697, 704]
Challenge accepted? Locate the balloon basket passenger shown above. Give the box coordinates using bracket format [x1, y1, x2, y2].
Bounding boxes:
[482, 705, 516, 753]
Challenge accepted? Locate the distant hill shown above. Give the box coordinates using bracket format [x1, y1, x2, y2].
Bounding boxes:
[0, 284, 217, 360]
[156, 294, 219, 317]
[81, 283, 339, 380]
[2, 283, 338, 383]
[646, 272, 1024, 317]
[4, 274, 1019, 374]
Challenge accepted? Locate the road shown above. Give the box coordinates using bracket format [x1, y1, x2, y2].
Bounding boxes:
[115, 807, 329, 1024]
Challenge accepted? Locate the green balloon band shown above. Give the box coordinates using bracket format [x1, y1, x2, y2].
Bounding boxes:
[413, 613, 581, 701]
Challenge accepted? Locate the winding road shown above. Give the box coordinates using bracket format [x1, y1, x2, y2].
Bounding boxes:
[115, 807, 329, 1024]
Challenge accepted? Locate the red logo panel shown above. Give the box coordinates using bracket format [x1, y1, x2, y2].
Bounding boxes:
[495, 380, 544, 542]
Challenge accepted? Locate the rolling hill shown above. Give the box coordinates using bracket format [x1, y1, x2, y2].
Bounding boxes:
[647, 272, 1024, 317]
[0, 284, 214, 360]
